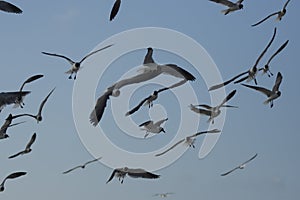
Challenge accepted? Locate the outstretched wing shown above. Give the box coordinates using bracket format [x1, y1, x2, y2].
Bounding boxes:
[42, 52, 75, 65]
[84, 156, 102, 166]
[155, 139, 185, 157]
[139, 120, 152, 127]
[127, 169, 160, 179]
[106, 169, 118, 184]
[155, 118, 168, 127]
[272, 72, 283, 92]
[126, 96, 151, 116]
[79, 44, 113, 63]
[8, 151, 24, 159]
[266, 40, 289, 66]
[90, 90, 112, 126]
[0, 1, 22, 14]
[219, 90, 237, 107]
[190, 129, 221, 138]
[2, 172, 27, 186]
[251, 12, 280, 27]
[19, 75, 44, 92]
[208, 71, 248, 91]
[209, 0, 236, 7]
[162, 64, 196, 81]
[220, 166, 239, 176]
[283, 0, 291, 10]
[62, 166, 82, 174]
[241, 153, 258, 166]
[38, 88, 55, 116]
[110, 0, 121, 21]
[25, 133, 36, 149]
[241, 84, 272, 97]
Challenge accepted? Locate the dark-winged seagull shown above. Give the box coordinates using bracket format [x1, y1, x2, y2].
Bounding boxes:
[0, 91, 30, 112]
[139, 118, 168, 138]
[0, 172, 27, 192]
[0, 114, 25, 139]
[110, 0, 121, 21]
[0, 1, 22, 14]
[153, 192, 174, 198]
[106, 167, 160, 184]
[63, 156, 102, 174]
[209, 0, 243, 15]
[8, 133, 36, 159]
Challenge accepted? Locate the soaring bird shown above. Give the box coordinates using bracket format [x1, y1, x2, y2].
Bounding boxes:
[0, 114, 25, 139]
[252, 0, 291, 27]
[12, 88, 55, 123]
[209, 28, 277, 91]
[209, 0, 244, 15]
[0, 172, 27, 192]
[0, 1, 22, 14]
[221, 153, 258, 176]
[8, 133, 36, 159]
[42, 44, 113, 80]
[90, 47, 195, 126]
[155, 129, 221, 157]
[241, 72, 282, 108]
[110, 0, 121, 21]
[0, 91, 30, 112]
[190, 90, 237, 124]
[62, 156, 102, 174]
[106, 167, 160, 184]
[139, 118, 168, 138]
[259, 40, 289, 77]
[153, 192, 174, 198]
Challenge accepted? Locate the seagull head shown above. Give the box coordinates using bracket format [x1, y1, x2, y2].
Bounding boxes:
[276, 91, 282, 97]
[112, 89, 120, 97]
[160, 128, 166, 133]
[239, 4, 243, 9]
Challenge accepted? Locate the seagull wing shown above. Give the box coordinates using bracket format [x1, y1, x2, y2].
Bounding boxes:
[106, 169, 118, 184]
[90, 90, 112, 126]
[19, 75, 44, 93]
[162, 64, 196, 81]
[221, 166, 240, 176]
[219, 90, 237, 107]
[84, 156, 102, 166]
[62, 166, 82, 174]
[8, 151, 24, 159]
[38, 88, 55, 116]
[272, 72, 283, 92]
[190, 129, 221, 138]
[190, 106, 212, 116]
[195, 104, 213, 109]
[42, 52, 75, 65]
[110, 0, 121, 21]
[266, 40, 289, 66]
[283, 0, 291, 10]
[127, 168, 160, 179]
[25, 133, 36, 150]
[0, 1, 22, 13]
[157, 87, 170, 93]
[139, 120, 152, 127]
[155, 139, 185, 157]
[208, 71, 248, 91]
[126, 96, 150, 116]
[154, 118, 168, 126]
[251, 12, 280, 27]
[241, 84, 272, 97]
[2, 172, 26, 186]
[240, 153, 258, 166]
[79, 44, 113, 63]
[209, 0, 236, 7]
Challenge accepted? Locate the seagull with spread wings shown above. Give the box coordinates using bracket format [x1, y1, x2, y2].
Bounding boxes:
[221, 153, 258, 176]
[0, 114, 25, 139]
[153, 192, 174, 198]
[242, 72, 282, 108]
[209, 0, 244, 15]
[0, 172, 27, 192]
[190, 90, 237, 124]
[106, 167, 160, 184]
[139, 118, 168, 138]
[63, 156, 102, 174]
[0, 1, 22, 14]
[8, 133, 36, 159]
[252, 0, 291, 27]
[110, 0, 121, 21]
[42, 44, 113, 80]
[155, 129, 221, 157]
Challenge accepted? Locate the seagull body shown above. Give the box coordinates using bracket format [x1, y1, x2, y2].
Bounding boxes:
[252, 0, 291, 27]
[110, 0, 121, 21]
[0, 91, 30, 112]
[42, 44, 113, 80]
[106, 167, 160, 184]
[90, 47, 195, 126]
[0, 172, 27, 192]
[155, 129, 221, 157]
[8, 133, 36, 159]
[153, 192, 174, 198]
[242, 72, 282, 108]
[221, 153, 258, 176]
[0, 1, 22, 14]
[190, 90, 237, 124]
[209, 0, 244, 15]
[63, 156, 102, 174]
[139, 118, 168, 138]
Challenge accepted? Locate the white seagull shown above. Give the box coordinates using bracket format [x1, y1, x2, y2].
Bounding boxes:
[0, 172, 27, 192]
[106, 167, 160, 184]
[139, 118, 168, 138]
[209, 0, 244, 15]
[63, 156, 102, 174]
[90, 47, 195, 126]
[0, 1, 22, 14]
[8, 133, 36, 159]
[42, 44, 113, 80]
[190, 90, 237, 124]
[252, 0, 291, 27]
[241, 72, 282, 108]
[110, 0, 121, 21]
[155, 129, 221, 157]
[221, 153, 258, 176]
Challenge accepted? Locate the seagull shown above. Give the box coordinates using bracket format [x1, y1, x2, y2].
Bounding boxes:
[259, 40, 289, 77]
[8, 133, 36, 159]
[106, 167, 160, 184]
[0, 91, 30, 112]
[153, 192, 174, 198]
[139, 118, 168, 138]
[190, 90, 237, 124]
[0, 1, 22, 14]
[221, 153, 258, 176]
[209, 0, 244, 15]
[155, 129, 221, 157]
[90, 47, 195, 126]
[241, 72, 282, 108]
[42, 44, 113, 80]
[209, 28, 277, 91]
[0, 114, 25, 139]
[110, 0, 121, 21]
[62, 156, 102, 174]
[252, 0, 291, 27]
[0, 172, 27, 192]
[12, 88, 55, 123]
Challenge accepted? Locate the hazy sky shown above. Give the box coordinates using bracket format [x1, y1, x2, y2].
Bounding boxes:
[0, 1, 299, 199]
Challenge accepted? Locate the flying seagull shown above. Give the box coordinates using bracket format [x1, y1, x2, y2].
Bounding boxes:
[241, 72, 282, 108]
[42, 44, 113, 80]
[106, 167, 160, 184]
[12, 88, 55, 123]
[259, 40, 289, 77]
[209, 27, 277, 91]
[221, 153, 258, 176]
[0, 91, 30, 112]
[110, 0, 121, 21]
[139, 118, 168, 138]
[90, 47, 195, 126]
[155, 129, 221, 157]
[8, 133, 36, 159]
[0, 172, 27, 192]
[252, 0, 291, 27]
[153, 192, 174, 198]
[62, 156, 102, 174]
[209, 0, 244, 15]
[0, 1, 22, 14]
[190, 90, 237, 124]
[0, 114, 25, 139]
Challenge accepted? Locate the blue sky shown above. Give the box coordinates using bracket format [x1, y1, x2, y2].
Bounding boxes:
[0, 0, 299, 199]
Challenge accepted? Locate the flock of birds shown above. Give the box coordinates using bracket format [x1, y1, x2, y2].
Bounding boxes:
[0, 0, 291, 197]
